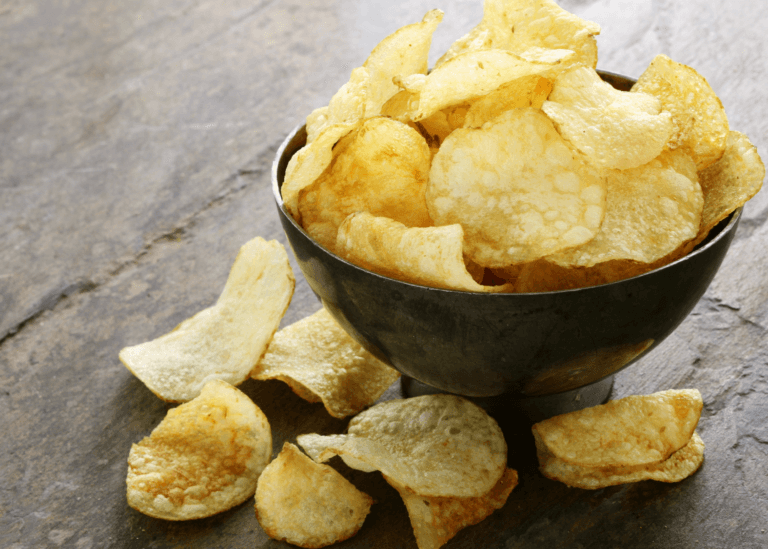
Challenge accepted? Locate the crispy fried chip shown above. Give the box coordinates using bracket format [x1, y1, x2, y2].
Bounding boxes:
[532, 389, 703, 469]
[463, 75, 553, 128]
[386, 468, 518, 549]
[126, 380, 272, 520]
[336, 212, 511, 292]
[693, 130, 765, 246]
[298, 117, 432, 252]
[362, 9, 443, 118]
[546, 149, 703, 268]
[408, 48, 573, 123]
[251, 307, 400, 418]
[542, 66, 674, 170]
[119, 237, 294, 402]
[632, 54, 729, 170]
[297, 394, 507, 498]
[436, 0, 600, 69]
[283, 67, 369, 218]
[428, 108, 605, 267]
[255, 442, 373, 548]
[537, 432, 704, 490]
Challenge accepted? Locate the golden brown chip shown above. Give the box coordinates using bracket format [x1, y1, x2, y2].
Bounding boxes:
[632, 54, 729, 170]
[362, 9, 443, 118]
[255, 442, 373, 548]
[298, 394, 508, 498]
[119, 237, 294, 402]
[386, 468, 518, 549]
[436, 0, 600, 69]
[542, 66, 674, 170]
[538, 432, 705, 490]
[283, 67, 369, 219]
[693, 130, 765, 246]
[251, 307, 400, 418]
[428, 108, 606, 267]
[335, 212, 512, 292]
[298, 117, 432, 252]
[126, 380, 272, 520]
[546, 149, 703, 268]
[532, 389, 703, 469]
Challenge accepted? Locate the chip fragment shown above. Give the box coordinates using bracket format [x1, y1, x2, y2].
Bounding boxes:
[436, 0, 600, 69]
[336, 212, 511, 292]
[298, 394, 507, 498]
[119, 237, 294, 402]
[542, 66, 674, 170]
[126, 380, 272, 520]
[252, 307, 400, 418]
[298, 117, 432, 252]
[386, 468, 518, 549]
[428, 108, 606, 267]
[255, 442, 373, 548]
[532, 389, 704, 489]
[632, 54, 729, 170]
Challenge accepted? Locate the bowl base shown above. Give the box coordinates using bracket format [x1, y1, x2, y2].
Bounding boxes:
[400, 375, 614, 423]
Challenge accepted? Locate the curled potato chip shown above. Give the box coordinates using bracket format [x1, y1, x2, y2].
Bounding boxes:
[298, 117, 432, 252]
[546, 149, 703, 268]
[336, 212, 511, 292]
[428, 108, 606, 267]
[463, 75, 553, 128]
[255, 442, 373, 548]
[693, 130, 765, 246]
[542, 66, 674, 170]
[532, 389, 703, 469]
[298, 394, 507, 498]
[119, 237, 294, 402]
[538, 432, 705, 490]
[386, 468, 518, 549]
[632, 54, 729, 170]
[362, 9, 443, 118]
[126, 380, 272, 520]
[283, 67, 369, 218]
[252, 307, 400, 418]
[436, 0, 600, 69]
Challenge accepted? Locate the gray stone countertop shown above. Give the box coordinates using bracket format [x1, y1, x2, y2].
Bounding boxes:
[2, 1, 767, 548]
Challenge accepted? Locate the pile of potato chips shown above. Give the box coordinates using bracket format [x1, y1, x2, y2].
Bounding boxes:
[284, 0, 764, 292]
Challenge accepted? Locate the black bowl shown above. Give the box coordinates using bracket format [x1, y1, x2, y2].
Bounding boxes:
[271, 72, 741, 401]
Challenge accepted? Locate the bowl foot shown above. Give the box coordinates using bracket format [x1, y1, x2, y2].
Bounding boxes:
[400, 374, 614, 423]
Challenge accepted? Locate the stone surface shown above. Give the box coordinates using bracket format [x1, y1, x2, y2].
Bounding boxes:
[1, 0, 767, 548]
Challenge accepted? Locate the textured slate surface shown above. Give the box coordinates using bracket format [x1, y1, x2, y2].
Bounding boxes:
[1, 0, 766, 548]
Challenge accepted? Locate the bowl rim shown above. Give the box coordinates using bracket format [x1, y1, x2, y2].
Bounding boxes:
[272, 118, 742, 297]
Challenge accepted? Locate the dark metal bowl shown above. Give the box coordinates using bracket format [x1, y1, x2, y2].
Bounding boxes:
[271, 72, 741, 402]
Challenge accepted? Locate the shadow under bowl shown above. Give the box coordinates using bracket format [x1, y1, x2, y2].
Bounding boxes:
[272, 72, 741, 403]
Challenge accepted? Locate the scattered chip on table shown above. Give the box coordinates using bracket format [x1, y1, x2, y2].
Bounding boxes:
[255, 442, 373, 548]
[126, 380, 272, 520]
[252, 307, 400, 418]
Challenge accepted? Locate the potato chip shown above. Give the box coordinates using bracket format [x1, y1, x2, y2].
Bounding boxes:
[408, 48, 573, 123]
[335, 212, 512, 292]
[463, 74, 553, 128]
[532, 389, 703, 469]
[362, 9, 443, 118]
[297, 394, 507, 498]
[298, 117, 432, 252]
[386, 468, 518, 549]
[632, 54, 729, 170]
[283, 67, 369, 219]
[126, 380, 272, 520]
[255, 442, 373, 548]
[436, 0, 600, 69]
[542, 66, 674, 170]
[546, 149, 703, 268]
[538, 431, 704, 490]
[119, 237, 294, 402]
[252, 307, 400, 418]
[693, 130, 765, 246]
[428, 108, 606, 267]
